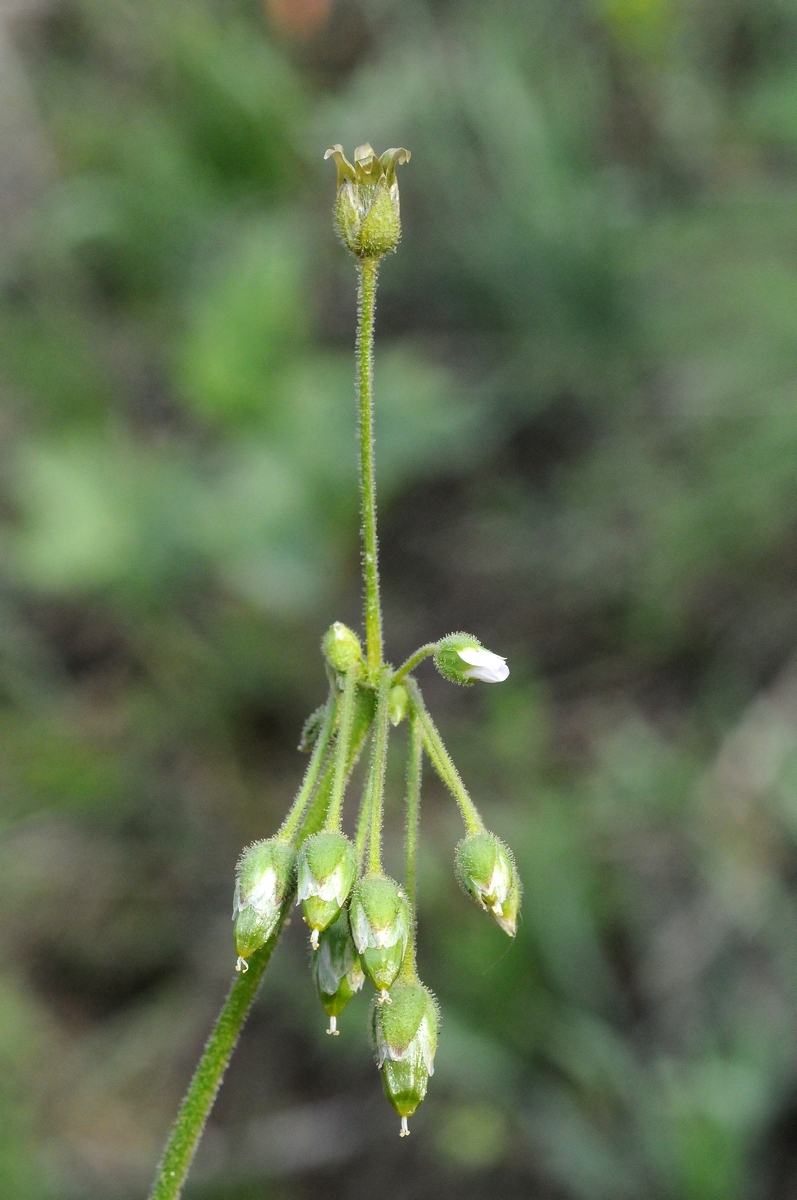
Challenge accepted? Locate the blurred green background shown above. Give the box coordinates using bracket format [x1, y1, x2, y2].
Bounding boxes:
[5, 0, 797, 1196]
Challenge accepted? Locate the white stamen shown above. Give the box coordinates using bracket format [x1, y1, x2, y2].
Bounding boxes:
[327, 1016, 338, 1036]
[236, 956, 249, 973]
[457, 647, 509, 684]
[378, 989, 392, 1004]
[310, 928, 320, 950]
[400, 1117, 410, 1137]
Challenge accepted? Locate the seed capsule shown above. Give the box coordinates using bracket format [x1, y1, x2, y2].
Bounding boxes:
[324, 144, 410, 259]
[297, 830, 358, 945]
[349, 874, 411, 996]
[455, 831, 521, 936]
[312, 908, 365, 1034]
[371, 981, 438, 1133]
[434, 633, 509, 686]
[233, 838, 296, 966]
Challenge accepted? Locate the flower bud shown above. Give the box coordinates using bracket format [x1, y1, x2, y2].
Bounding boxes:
[371, 981, 438, 1134]
[388, 683, 409, 727]
[455, 832, 521, 937]
[233, 838, 296, 967]
[324, 144, 410, 259]
[312, 908, 365, 1035]
[349, 874, 411, 997]
[434, 633, 509, 686]
[322, 621, 363, 675]
[297, 830, 358, 946]
[298, 703, 327, 753]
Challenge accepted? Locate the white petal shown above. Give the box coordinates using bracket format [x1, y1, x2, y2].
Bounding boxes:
[246, 867, 279, 915]
[457, 647, 509, 683]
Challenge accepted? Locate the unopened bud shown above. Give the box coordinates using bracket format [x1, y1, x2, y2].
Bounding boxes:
[455, 831, 521, 936]
[371, 981, 438, 1129]
[388, 684, 409, 727]
[312, 909, 365, 1034]
[233, 838, 296, 962]
[298, 703, 327, 753]
[322, 621, 363, 675]
[297, 830, 358, 942]
[349, 874, 411, 994]
[434, 633, 509, 686]
[324, 144, 410, 259]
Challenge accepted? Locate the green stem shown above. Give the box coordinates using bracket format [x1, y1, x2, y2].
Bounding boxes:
[278, 693, 337, 843]
[357, 257, 382, 676]
[406, 679, 485, 836]
[324, 670, 359, 831]
[392, 643, 438, 685]
[398, 716, 422, 984]
[147, 698, 375, 1200]
[366, 671, 393, 875]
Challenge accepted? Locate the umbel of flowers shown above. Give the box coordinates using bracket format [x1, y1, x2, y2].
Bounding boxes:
[228, 147, 522, 1137]
[148, 147, 521, 1200]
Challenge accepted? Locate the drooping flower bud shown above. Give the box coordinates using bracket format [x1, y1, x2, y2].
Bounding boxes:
[434, 633, 509, 685]
[297, 830, 358, 946]
[388, 683, 409, 727]
[322, 621, 363, 675]
[233, 838, 296, 969]
[455, 831, 521, 936]
[324, 144, 410, 259]
[312, 908, 365, 1035]
[349, 874, 411, 998]
[371, 981, 438, 1135]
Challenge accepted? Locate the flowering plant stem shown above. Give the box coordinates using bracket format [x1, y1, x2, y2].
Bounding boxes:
[357, 257, 382, 676]
[406, 679, 485, 836]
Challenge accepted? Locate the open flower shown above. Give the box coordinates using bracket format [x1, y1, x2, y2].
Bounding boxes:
[324, 143, 410, 259]
[434, 633, 509, 686]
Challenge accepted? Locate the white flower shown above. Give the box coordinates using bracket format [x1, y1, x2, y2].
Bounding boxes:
[456, 646, 509, 683]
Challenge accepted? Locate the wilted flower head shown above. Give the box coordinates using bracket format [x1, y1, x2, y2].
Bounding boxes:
[297, 830, 358, 945]
[371, 981, 438, 1135]
[434, 633, 509, 686]
[324, 143, 410, 259]
[456, 831, 521, 936]
[233, 838, 296, 968]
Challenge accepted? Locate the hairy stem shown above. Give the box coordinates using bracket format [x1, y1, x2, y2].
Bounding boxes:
[278, 692, 337, 842]
[357, 257, 382, 676]
[366, 671, 392, 875]
[324, 670, 360, 831]
[406, 679, 485, 836]
[398, 713, 423, 983]
[393, 643, 438, 685]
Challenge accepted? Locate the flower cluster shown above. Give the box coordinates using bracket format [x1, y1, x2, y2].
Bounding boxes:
[232, 622, 521, 1135]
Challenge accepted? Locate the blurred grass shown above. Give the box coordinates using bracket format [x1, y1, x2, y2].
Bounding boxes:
[4, 0, 797, 1198]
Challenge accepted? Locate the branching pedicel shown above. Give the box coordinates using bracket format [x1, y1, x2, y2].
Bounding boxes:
[148, 145, 521, 1200]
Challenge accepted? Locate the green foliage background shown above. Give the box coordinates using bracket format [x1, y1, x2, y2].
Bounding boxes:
[4, 0, 797, 1196]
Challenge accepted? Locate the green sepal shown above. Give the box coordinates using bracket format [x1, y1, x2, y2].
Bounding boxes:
[371, 981, 438, 1119]
[322, 622, 363, 674]
[312, 909, 365, 1020]
[434, 632, 484, 686]
[297, 830, 357, 935]
[350, 874, 411, 993]
[455, 831, 521, 937]
[233, 838, 296, 960]
[388, 684, 409, 726]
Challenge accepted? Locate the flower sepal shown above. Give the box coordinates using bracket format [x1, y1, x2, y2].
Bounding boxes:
[324, 143, 410, 259]
[312, 908, 365, 1034]
[233, 838, 296, 966]
[434, 633, 509, 686]
[456, 831, 521, 936]
[349, 873, 411, 996]
[371, 980, 438, 1134]
[297, 830, 358, 945]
